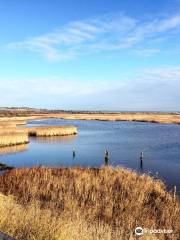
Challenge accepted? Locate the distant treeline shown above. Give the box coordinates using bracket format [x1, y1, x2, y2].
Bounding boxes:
[0, 107, 179, 117]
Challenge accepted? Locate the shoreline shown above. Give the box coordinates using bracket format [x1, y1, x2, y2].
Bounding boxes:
[0, 112, 180, 124]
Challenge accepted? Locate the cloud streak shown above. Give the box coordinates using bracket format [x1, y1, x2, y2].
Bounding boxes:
[4, 12, 180, 61]
[0, 66, 180, 110]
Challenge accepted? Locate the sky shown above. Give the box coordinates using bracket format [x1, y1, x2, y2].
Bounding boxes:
[0, 0, 180, 111]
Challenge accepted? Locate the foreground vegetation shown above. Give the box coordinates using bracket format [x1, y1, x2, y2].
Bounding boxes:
[0, 167, 179, 240]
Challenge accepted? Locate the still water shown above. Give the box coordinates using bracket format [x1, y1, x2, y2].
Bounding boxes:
[0, 119, 180, 190]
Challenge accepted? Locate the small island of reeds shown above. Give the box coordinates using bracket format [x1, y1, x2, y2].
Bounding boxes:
[0, 120, 77, 148]
[27, 125, 78, 137]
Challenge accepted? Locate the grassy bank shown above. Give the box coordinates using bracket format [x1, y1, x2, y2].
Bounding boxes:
[49, 113, 180, 124]
[0, 120, 27, 126]
[0, 167, 179, 240]
[0, 112, 180, 124]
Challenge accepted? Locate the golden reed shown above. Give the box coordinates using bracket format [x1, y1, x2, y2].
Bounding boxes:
[0, 167, 179, 240]
[0, 132, 29, 147]
[27, 125, 77, 137]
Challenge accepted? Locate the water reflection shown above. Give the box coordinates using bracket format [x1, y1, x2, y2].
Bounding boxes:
[73, 148, 76, 158]
[33, 135, 77, 144]
[0, 144, 28, 155]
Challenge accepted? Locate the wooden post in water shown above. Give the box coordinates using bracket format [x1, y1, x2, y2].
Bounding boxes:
[140, 158, 143, 171]
[140, 151, 144, 160]
[104, 149, 109, 166]
[139, 151, 144, 171]
[73, 148, 76, 158]
[173, 186, 176, 200]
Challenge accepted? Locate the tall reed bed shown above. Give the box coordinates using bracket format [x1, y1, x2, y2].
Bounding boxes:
[0, 128, 26, 134]
[0, 193, 123, 240]
[0, 131, 29, 147]
[27, 125, 77, 137]
[0, 167, 179, 240]
[0, 120, 28, 147]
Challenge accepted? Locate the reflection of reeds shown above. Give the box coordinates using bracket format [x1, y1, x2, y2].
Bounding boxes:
[0, 144, 28, 155]
[34, 135, 76, 144]
[0, 132, 29, 147]
[27, 125, 77, 137]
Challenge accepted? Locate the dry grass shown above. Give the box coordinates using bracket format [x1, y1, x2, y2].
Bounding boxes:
[0, 193, 125, 240]
[0, 120, 26, 126]
[0, 122, 16, 128]
[0, 167, 179, 240]
[0, 112, 180, 124]
[27, 125, 77, 137]
[0, 128, 26, 134]
[50, 113, 180, 124]
[0, 131, 29, 147]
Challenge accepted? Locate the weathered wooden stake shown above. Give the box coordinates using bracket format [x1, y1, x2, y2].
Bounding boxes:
[140, 151, 144, 160]
[173, 186, 176, 200]
[104, 149, 109, 166]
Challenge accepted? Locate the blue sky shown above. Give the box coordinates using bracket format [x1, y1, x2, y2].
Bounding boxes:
[0, 0, 180, 111]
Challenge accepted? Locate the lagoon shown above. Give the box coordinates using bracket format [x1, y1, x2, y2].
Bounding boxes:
[0, 118, 180, 190]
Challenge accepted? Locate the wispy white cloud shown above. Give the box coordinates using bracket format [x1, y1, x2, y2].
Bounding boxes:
[4, 12, 180, 61]
[0, 65, 180, 110]
[0, 76, 125, 98]
[134, 48, 160, 57]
